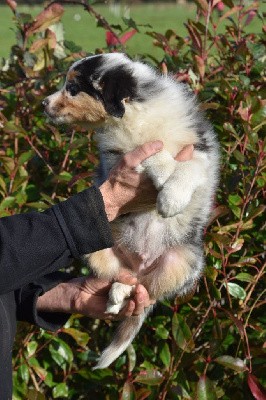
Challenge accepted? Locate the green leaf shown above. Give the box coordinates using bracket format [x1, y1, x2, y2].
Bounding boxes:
[127, 344, 136, 372]
[62, 327, 90, 348]
[227, 282, 246, 300]
[55, 339, 73, 363]
[0, 176, 7, 194]
[16, 191, 27, 206]
[215, 355, 247, 372]
[18, 150, 34, 166]
[134, 370, 164, 386]
[26, 341, 38, 357]
[233, 150, 245, 163]
[121, 381, 136, 400]
[52, 382, 69, 398]
[228, 194, 242, 206]
[18, 364, 30, 384]
[48, 344, 66, 368]
[197, 375, 217, 400]
[235, 273, 255, 283]
[57, 171, 73, 182]
[0, 196, 16, 210]
[27, 389, 46, 400]
[155, 325, 169, 340]
[172, 313, 194, 351]
[159, 342, 171, 368]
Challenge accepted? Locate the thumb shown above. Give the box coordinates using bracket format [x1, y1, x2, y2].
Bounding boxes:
[123, 141, 163, 168]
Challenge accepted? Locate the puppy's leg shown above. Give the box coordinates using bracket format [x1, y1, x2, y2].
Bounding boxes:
[137, 150, 207, 217]
[136, 150, 177, 189]
[86, 249, 135, 314]
[157, 157, 208, 217]
[85, 248, 122, 280]
[140, 245, 203, 300]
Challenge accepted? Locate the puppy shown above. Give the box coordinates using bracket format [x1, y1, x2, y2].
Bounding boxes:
[43, 53, 219, 369]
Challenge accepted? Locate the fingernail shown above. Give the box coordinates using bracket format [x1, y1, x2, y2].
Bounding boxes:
[138, 294, 144, 303]
[153, 141, 163, 151]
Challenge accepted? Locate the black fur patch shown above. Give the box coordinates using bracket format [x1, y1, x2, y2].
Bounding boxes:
[72, 55, 104, 101]
[100, 66, 138, 117]
[182, 217, 204, 246]
[72, 56, 138, 118]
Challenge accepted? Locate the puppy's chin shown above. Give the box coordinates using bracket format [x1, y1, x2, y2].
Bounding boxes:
[45, 112, 105, 131]
[44, 111, 74, 125]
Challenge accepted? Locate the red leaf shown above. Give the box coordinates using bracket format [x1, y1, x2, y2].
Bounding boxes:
[105, 30, 137, 46]
[120, 29, 137, 44]
[185, 22, 202, 53]
[26, 4, 64, 37]
[106, 31, 119, 46]
[247, 374, 266, 400]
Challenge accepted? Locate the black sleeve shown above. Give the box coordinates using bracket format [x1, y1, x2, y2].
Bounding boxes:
[0, 186, 113, 295]
[15, 272, 73, 331]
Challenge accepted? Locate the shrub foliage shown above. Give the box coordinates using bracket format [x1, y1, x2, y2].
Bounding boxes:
[0, 0, 265, 399]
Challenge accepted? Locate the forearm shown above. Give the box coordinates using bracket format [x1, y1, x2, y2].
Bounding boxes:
[0, 186, 113, 295]
[16, 272, 75, 331]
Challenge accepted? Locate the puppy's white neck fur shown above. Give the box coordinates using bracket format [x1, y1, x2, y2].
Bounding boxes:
[96, 85, 198, 156]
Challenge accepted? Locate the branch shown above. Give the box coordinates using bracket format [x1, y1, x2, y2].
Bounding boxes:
[46, 0, 123, 48]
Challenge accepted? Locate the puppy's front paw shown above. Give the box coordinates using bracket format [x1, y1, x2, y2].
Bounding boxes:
[157, 187, 191, 218]
[105, 282, 135, 315]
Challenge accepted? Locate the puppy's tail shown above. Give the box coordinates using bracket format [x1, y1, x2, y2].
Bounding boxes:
[93, 306, 152, 370]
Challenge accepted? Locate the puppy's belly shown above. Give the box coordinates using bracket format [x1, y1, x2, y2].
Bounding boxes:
[113, 245, 159, 274]
[113, 245, 188, 281]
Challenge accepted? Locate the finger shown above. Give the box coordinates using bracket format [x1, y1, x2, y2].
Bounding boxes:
[120, 300, 136, 318]
[123, 141, 163, 169]
[117, 271, 138, 286]
[133, 285, 150, 315]
[175, 144, 194, 162]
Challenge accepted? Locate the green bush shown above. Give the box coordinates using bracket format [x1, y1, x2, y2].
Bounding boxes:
[1, 0, 265, 399]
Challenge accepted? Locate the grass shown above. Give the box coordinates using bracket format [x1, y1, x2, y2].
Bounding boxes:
[0, 3, 196, 59]
[0, 2, 265, 60]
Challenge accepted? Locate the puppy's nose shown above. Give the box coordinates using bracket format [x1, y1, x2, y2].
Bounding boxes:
[42, 98, 49, 107]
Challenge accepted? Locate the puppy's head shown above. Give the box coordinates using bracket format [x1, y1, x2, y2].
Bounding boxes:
[43, 53, 139, 125]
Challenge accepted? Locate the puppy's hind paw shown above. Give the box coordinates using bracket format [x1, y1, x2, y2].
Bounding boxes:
[105, 282, 135, 315]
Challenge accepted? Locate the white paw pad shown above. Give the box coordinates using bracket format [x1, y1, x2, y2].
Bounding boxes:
[105, 282, 135, 315]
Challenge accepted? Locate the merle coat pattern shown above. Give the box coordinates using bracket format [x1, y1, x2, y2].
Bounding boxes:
[43, 53, 219, 369]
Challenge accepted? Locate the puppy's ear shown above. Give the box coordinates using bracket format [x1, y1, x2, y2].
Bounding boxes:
[100, 68, 137, 118]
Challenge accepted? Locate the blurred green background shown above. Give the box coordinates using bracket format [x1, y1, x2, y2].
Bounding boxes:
[1, 2, 265, 60]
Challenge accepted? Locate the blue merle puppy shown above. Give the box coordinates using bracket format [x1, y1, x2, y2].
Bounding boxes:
[43, 53, 219, 369]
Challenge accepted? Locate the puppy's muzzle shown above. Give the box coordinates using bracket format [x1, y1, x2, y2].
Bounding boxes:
[42, 97, 55, 119]
[42, 97, 49, 108]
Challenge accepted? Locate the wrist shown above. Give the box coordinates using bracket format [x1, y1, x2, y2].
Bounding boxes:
[36, 280, 80, 314]
[99, 180, 120, 221]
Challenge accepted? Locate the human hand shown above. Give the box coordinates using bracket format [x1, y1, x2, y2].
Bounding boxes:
[36, 272, 153, 320]
[99, 140, 163, 221]
[100, 143, 194, 218]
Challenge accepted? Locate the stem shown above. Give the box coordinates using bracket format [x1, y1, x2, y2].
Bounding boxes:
[46, 0, 124, 48]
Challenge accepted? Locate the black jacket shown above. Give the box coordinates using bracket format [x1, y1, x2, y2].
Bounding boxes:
[0, 186, 113, 399]
[0, 186, 113, 295]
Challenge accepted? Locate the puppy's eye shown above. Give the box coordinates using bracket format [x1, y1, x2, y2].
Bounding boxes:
[66, 83, 79, 96]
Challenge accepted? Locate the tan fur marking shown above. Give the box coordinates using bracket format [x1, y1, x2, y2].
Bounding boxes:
[67, 69, 80, 81]
[50, 91, 107, 123]
[139, 247, 195, 299]
[87, 248, 122, 279]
